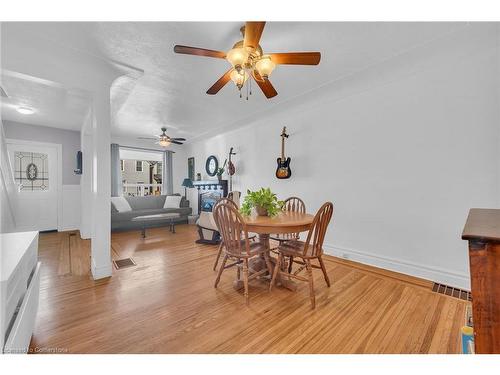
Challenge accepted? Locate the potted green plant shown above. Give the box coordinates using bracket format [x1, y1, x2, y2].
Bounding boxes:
[240, 188, 284, 217]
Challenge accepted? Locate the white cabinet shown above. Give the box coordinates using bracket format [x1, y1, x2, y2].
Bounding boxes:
[0, 231, 39, 353]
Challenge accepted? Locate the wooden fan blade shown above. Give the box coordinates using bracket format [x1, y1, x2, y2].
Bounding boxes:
[137, 137, 157, 140]
[174, 45, 226, 59]
[207, 69, 233, 95]
[171, 138, 186, 141]
[243, 22, 266, 49]
[171, 140, 184, 145]
[269, 52, 321, 65]
[252, 71, 277, 99]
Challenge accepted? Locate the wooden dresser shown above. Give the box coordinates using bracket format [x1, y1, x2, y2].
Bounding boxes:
[462, 209, 500, 353]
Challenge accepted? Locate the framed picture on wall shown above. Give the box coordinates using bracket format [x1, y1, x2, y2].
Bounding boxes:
[188, 157, 195, 180]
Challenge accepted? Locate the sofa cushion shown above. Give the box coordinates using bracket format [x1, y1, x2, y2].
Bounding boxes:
[123, 194, 188, 211]
[112, 208, 166, 223]
[125, 195, 166, 210]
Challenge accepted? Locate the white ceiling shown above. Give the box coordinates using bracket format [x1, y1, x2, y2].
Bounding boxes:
[1, 22, 468, 141]
[1, 71, 91, 131]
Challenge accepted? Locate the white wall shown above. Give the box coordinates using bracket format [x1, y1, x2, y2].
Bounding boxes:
[60, 184, 81, 231]
[184, 25, 500, 289]
[0, 119, 17, 233]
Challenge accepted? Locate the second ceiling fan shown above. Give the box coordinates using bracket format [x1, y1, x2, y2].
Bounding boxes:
[138, 127, 186, 147]
[174, 21, 321, 99]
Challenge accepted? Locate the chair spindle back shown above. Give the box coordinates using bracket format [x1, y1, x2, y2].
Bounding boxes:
[282, 197, 306, 240]
[303, 202, 334, 257]
[214, 197, 238, 211]
[213, 203, 249, 257]
[283, 197, 306, 214]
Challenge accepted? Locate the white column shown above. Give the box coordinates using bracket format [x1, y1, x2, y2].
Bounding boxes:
[80, 111, 93, 239]
[90, 91, 112, 279]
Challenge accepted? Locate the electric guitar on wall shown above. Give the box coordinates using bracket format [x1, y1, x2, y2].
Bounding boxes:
[276, 127, 292, 179]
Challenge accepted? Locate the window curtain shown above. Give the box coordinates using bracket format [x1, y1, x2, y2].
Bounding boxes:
[110, 143, 122, 197]
[163, 150, 173, 195]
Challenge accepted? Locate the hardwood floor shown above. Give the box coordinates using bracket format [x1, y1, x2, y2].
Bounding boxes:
[30, 225, 467, 354]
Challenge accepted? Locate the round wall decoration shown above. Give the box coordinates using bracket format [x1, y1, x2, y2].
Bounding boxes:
[205, 155, 218, 177]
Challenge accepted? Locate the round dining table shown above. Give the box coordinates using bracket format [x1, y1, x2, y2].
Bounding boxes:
[232, 211, 315, 290]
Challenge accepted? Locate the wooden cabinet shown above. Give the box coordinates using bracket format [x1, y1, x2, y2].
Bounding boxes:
[1, 231, 40, 353]
[462, 209, 500, 354]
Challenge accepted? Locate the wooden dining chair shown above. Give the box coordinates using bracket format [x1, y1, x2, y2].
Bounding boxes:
[213, 197, 256, 271]
[270, 197, 306, 271]
[212, 198, 238, 270]
[270, 202, 334, 309]
[213, 202, 274, 306]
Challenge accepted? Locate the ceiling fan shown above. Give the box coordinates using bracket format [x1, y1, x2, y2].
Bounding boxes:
[138, 127, 186, 147]
[173, 21, 321, 99]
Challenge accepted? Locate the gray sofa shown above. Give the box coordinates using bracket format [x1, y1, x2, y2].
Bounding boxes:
[111, 194, 192, 231]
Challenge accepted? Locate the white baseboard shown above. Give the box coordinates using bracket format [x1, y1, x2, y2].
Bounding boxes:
[91, 258, 112, 280]
[79, 231, 91, 240]
[323, 243, 470, 290]
[59, 225, 80, 232]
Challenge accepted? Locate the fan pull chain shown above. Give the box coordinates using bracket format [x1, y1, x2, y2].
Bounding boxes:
[246, 77, 249, 100]
[249, 77, 252, 96]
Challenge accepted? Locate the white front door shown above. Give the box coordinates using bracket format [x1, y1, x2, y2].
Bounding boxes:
[6, 140, 60, 232]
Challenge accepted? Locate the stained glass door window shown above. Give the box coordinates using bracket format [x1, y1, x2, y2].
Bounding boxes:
[14, 151, 49, 191]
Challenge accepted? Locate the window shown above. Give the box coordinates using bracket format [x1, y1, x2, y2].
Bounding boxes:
[120, 160, 124, 171]
[14, 151, 49, 191]
[120, 148, 165, 197]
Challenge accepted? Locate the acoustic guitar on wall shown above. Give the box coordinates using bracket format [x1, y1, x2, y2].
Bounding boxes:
[276, 126, 291, 179]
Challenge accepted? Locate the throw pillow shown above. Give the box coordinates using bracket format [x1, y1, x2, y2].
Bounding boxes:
[164, 195, 182, 209]
[111, 196, 132, 212]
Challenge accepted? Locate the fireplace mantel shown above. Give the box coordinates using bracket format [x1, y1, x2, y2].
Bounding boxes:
[193, 180, 228, 193]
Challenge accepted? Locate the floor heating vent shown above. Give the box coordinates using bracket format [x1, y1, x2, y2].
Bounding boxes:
[432, 282, 472, 301]
[113, 258, 136, 270]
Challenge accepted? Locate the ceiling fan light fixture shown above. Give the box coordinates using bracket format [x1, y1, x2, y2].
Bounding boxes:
[230, 69, 248, 88]
[158, 137, 171, 147]
[173, 22, 320, 100]
[255, 56, 276, 79]
[226, 47, 249, 71]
